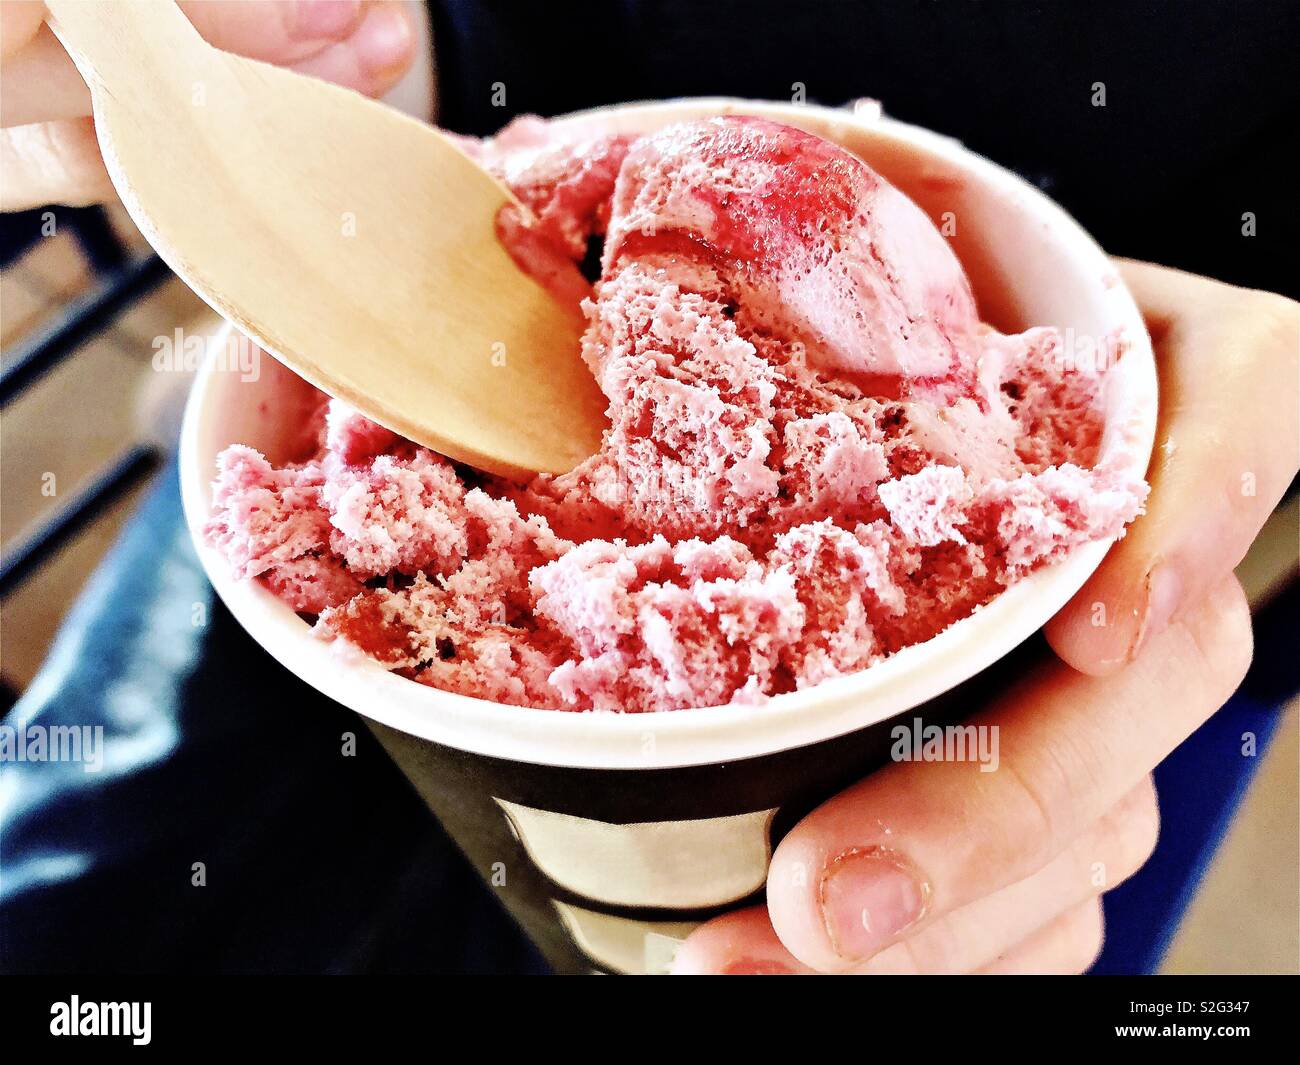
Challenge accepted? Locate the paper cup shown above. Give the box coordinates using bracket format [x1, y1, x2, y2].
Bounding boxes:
[179, 98, 1158, 974]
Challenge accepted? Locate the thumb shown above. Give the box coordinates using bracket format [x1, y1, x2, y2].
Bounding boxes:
[1046, 261, 1298, 674]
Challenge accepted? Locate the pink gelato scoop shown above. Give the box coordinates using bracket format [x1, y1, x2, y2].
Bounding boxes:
[205, 114, 1148, 713]
[604, 117, 978, 386]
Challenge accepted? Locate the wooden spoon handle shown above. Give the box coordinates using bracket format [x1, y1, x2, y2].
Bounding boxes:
[46, 0, 204, 90]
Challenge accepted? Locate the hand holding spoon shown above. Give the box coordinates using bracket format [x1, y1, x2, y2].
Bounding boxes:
[45, 0, 607, 477]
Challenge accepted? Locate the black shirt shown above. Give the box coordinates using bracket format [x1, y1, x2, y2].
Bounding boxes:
[429, 0, 1299, 298]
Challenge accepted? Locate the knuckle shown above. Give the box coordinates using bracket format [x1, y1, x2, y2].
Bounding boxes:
[1106, 778, 1162, 884]
[38, 120, 112, 200]
[1209, 583, 1254, 694]
[0, 121, 111, 210]
[1183, 577, 1253, 702]
[993, 746, 1071, 872]
[1238, 290, 1300, 362]
[273, 5, 301, 46]
[1128, 780, 1162, 867]
[1068, 900, 1106, 974]
[1222, 614, 1254, 694]
[888, 918, 965, 975]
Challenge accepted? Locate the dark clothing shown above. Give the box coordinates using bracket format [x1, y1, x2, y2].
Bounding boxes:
[430, 0, 1300, 299]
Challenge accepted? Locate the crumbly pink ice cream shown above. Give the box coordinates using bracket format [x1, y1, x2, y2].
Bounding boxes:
[206, 114, 1148, 713]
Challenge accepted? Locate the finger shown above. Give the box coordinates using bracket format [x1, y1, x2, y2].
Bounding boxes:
[0, 23, 85, 127]
[286, 0, 415, 97]
[1, 0, 393, 127]
[1046, 260, 1299, 675]
[974, 899, 1105, 975]
[681, 780, 1156, 975]
[1, 2, 416, 208]
[179, 0, 364, 64]
[0, 3, 54, 127]
[766, 575, 1250, 972]
[0, 117, 112, 209]
[0, 1, 44, 58]
[670, 907, 817, 975]
[856, 778, 1156, 974]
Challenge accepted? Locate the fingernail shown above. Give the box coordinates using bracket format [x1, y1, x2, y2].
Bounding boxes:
[818, 847, 930, 961]
[1130, 562, 1182, 660]
[352, 4, 414, 76]
[292, 0, 361, 40]
[720, 959, 798, 975]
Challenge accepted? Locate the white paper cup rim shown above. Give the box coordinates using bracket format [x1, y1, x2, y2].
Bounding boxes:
[179, 98, 1158, 770]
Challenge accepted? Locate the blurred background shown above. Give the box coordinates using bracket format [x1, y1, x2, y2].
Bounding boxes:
[2, 0, 1297, 975]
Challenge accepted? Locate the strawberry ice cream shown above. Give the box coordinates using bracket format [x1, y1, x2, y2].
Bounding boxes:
[205, 114, 1147, 713]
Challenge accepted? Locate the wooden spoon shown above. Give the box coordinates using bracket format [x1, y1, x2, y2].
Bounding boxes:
[45, 0, 607, 477]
